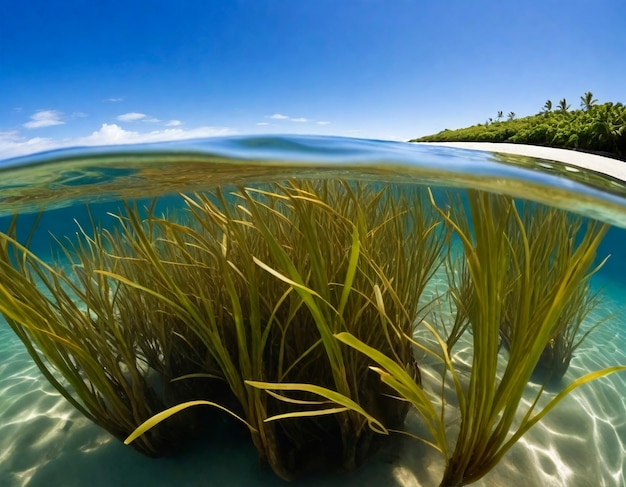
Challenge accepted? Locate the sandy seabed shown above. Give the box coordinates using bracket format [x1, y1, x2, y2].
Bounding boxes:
[1, 268, 625, 487]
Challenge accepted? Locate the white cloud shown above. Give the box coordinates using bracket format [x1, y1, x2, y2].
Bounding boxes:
[0, 131, 24, 145]
[23, 110, 65, 129]
[0, 124, 238, 160]
[316, 121, 331, 125]
[265, 113, 317, 123]
[77, 124, 234, 145]
[116, 112, 149, 122]
[104, 97, 124, 102]
[0, 130, 57, 157]
[117, 112, 160, 123]
[0, 131, 18, 140]
[256, 122, 270, 126]
[165, 119, 182, 126]
[78, 123, 133, 144]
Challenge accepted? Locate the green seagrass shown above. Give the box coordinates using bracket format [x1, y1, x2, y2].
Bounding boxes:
[0, 179, 446, 480]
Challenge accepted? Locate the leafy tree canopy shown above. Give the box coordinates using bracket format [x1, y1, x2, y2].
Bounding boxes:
[411, 94, 626, 160]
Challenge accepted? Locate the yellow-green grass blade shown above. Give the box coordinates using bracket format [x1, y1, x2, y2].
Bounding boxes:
[387, 428, 444, 454]
[334, 332, 447, 454]
[336, 225, 361, 317]
[170, 373, 225, 382]
[476, 365, 626, 481]
[265, 389, 333, 405]
[125, 400, 258, 446]
[253, 257, 325, 302]
[245, 380, 387, 435]
[94, 270, 184, 311]
[252, 254, 348, 390]
[264, 408, 349, 422]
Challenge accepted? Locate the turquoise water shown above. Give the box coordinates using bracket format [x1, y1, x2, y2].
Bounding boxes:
[1, 135, 626, 487]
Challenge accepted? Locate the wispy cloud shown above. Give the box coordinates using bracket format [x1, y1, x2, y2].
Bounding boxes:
[0, 131, 23, 144]
[116, 112, 159, 122]
[117, 112, 145, 122]
[23, 110, 65, 129]
[0, 124, 238, 160]
[0, 130, 55, 157]
[104, 97, 124, 102]
[256, 122, 270, 126]
[165, 119, 182, 126]
[265, 113, 327, 124]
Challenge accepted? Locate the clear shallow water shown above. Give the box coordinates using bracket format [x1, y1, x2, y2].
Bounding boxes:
[3, 135, 626, 225]
[1, 135, 626, 487]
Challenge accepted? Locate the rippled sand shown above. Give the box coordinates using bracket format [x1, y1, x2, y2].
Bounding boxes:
[1, 275, 625, 487]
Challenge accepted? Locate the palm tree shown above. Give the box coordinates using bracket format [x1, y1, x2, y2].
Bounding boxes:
[507, 112, 516, 121]
[496, 110, 503, 121]
[558, 98, 570, 113]
[580, 91, 598, 111]
[543, 100, 552, 113]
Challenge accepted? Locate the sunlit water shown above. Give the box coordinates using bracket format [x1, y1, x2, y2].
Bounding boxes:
[1, 135, 626, 487]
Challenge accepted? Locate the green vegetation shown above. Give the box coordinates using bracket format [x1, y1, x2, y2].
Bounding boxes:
[499, 203, 608, 383]
[0, 181, 445, 479]
[432, 191, 613, 486]
[437, 199, 608, 386]
[0, 180, 624, 486]
[411, 92, 626, 160]
[328, 190, 622, 487]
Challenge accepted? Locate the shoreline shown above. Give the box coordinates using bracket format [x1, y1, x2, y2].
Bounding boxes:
[414, 142, 626, 182]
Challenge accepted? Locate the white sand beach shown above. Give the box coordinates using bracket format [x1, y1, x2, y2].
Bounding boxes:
[416, 142, 626, 182]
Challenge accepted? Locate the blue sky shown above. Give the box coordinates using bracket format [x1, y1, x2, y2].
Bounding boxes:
[1, 0, 625, 159]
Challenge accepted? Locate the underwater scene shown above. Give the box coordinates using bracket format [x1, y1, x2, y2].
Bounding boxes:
[1, 136, 626, 487]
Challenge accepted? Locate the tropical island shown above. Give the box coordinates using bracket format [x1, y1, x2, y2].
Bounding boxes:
[411, 92, 626, 161]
